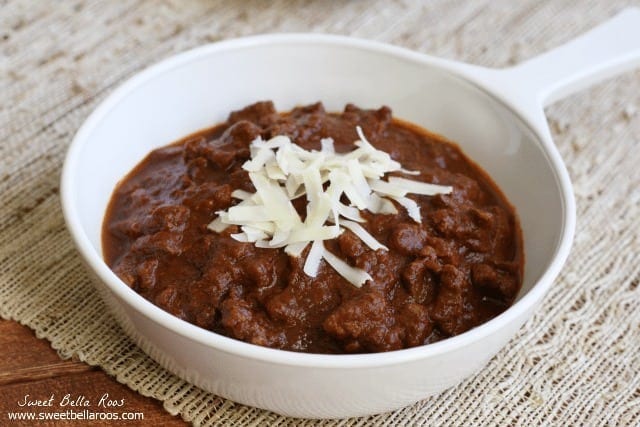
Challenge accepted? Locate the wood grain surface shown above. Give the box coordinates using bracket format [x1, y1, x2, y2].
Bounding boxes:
[0, 320, 187, 426]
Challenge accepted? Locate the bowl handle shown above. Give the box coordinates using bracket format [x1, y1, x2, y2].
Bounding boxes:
[462, 8, 640, 133]
[505, 7, 640, 107]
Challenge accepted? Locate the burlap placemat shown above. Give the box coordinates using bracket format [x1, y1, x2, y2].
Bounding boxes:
[2, 0, 639, 425]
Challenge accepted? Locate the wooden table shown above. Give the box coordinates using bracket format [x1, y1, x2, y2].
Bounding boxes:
[0, 320, 187, 426]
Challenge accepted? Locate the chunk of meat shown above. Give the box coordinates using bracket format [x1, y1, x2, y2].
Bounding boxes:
[144, 205, 190, 234]
[423, 236, 460, 265]
[388, 222, 428, 256]
[130, 231, 185, 256]
[228, 100, 278, 127]
[323, 292, 404, 352]
[267, 103, 326, 143]
[265, 266, 340, 327]
[401, 257, 438, 304]
[265, 287, 306, 326]
[431, 265, 470, 336]
[185, 120, 260, 170]
[220, 295, 287, 348]
[338, 230, 366, 260]
[471, 262, 520, 300]
[183, 182, 233, 214]
[341, 104, 392, 142]
[431, 172, 486, 207]
[137, 258, 159, 291]
[154, 287, 188, 320]
[398, 303, 432, 347]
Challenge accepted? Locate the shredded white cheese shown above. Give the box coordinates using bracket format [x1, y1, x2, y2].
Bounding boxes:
[207, 126, 452, 287]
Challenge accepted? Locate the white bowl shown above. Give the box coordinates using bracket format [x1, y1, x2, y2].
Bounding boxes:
[61, 9, 640, 419]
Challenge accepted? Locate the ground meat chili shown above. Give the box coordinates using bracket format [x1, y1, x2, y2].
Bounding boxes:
[102, 101, 523, 354]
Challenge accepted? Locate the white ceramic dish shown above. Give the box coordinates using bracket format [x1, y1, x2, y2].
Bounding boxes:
[61, 9, 640, 419]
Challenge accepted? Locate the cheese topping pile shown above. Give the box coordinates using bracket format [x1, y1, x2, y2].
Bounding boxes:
[208, 127, 452, 287]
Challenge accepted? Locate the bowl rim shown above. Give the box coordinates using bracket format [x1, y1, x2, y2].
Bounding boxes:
[61, 33, 576, 368]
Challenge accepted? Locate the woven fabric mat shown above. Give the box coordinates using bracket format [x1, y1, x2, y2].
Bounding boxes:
[2, 0, 639, 425]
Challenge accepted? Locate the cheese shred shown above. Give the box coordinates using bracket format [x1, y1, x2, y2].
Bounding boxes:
[208, 126, 452, 287]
